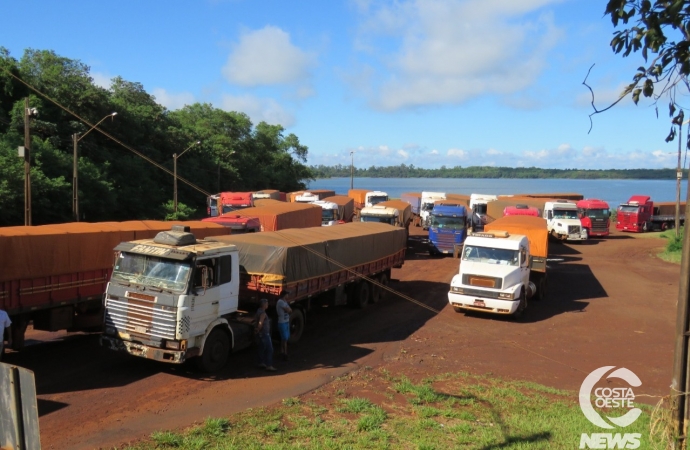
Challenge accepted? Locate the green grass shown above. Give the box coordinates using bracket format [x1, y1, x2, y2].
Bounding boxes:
[658, 227, 684, 263]
[117, 372, 659, 450]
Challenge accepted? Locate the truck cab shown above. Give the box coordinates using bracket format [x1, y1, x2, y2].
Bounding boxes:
[295, 192, 320, 203]
[420, 191, 446, 229]
[616, 195, 653, 232]
[577, 199, 611, 237]
[312, 200, 341, 226]
[207, 194, 220, 217]
[359, 205, 400, 226]
[469, 194, 498, 232]
[365, 191, 389, 208]
[448, 231, 531, 316]
[504, 204, 540, 217]
[428, 203, 467, 255]
[219, 192, 254, 214]
[543, 201, 587, 241]
[101, 226, 252, 373]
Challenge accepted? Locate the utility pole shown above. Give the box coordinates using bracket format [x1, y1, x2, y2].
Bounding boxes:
[350, 151, 354, 190]
[73, 133, 79, 222]
[676, 119, 685, 237]
[24, 98, 32, 226]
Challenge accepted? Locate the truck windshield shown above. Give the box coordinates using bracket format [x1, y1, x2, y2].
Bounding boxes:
[322, 209, 336, 221]
[430, 215, 466, 229]
[619, 205, 639, 213]
[222, 204, 250, 213]
[463, 246, 518, 266]
[583, 208, 610, 219]
[369, 196, 388, 206]
[422, 202, 435, 212]
[112, 252, 192, 292]
[553, 209, 578, 219]
[361, 215, 394, 225]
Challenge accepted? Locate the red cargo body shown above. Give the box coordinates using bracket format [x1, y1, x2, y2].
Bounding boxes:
[234, 202, 322, 231]
[0, 221, 230, 348]
[504, 205, 540, 217]
[577, 199, 611, 237]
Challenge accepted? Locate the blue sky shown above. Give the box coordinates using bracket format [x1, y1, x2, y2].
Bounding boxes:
[4, 0, 686, 170]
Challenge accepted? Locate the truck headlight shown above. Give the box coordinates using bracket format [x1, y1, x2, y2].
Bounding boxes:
[165, 340, 181, 350]
[498, 292, 514, 300]
[451, 286, 463, 293]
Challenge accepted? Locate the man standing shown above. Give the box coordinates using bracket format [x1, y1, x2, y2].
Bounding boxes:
[254, 299, 276, 371]
[0, 308, 12, 362]
[276, 290, 292, 361]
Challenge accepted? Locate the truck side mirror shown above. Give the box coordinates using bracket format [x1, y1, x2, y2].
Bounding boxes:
[547, 211, 553, 220]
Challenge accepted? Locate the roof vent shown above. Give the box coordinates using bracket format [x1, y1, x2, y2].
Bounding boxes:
[154, 227, 197, 246]
[515, 204, 528, 209]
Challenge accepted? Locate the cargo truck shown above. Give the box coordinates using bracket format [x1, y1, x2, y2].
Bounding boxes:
[207, 194, 220, 217]
[322, 196, 355, 223]
[218, 192, 254, 214]
[448, 216, 548, 318]
[428, 202, 467, 255]
[469, 194, 498, 232]
[400, 193, 422, 226]
[295, 190, 337, 203]
[420, 192, 446, 229]
[100, 222, 407, 372]
[233, 202, 322, 232]
[576, 199, 611, 237]
[0, 221, 231, 351]
[312, 200, 342, 226]
[504, 204, 540, 217]
[359, 200, 412, 231]
[543, 201, 588, 241]
[616, 195, 686, 232]
[253, 190, 281, 200]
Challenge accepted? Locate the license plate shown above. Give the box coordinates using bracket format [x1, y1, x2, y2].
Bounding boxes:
[134, 325, 147, 334]
[473, 299, 485, 307]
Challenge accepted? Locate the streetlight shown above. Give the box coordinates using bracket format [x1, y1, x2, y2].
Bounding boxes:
[350, 151, 355, 190]
[73, 112, 117, 221]
[173, 141, 201, 212]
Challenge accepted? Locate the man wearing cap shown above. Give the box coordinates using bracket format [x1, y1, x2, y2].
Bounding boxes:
[254, 298, 276, 371]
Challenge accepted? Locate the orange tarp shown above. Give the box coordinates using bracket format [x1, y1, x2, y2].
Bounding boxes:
[234, 202, 322, 231]
[484, 216, 549, 261]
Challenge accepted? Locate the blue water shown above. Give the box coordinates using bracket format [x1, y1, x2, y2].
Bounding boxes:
[306, 177, 689, 208]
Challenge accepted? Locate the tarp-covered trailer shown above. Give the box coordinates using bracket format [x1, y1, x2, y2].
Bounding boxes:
[484, 215, 549, 300]
[378, 200, 413, 228]
[0, 220, 230, 349]
[322, 195, 355, 222]
[202, 214, 261, 233]
[253, 199, 283, 207]
[308, 190, 336, 200]
[210, 222, 407, 317]
[348, 189, 372, 211]
[400, 192, 421, 226]
[287, 191, 305, 202]
[234, 202, 322, 231]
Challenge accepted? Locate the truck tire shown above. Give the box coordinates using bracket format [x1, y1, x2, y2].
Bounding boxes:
[537, 275, 548, 301]
[288, 309, 305, 344]
[642, 222, 649, 232]
[378, 273, 389, 301]
[512, 289, 527, 320]
[197, 328, 230, 373]
[354, 281, 370, 309]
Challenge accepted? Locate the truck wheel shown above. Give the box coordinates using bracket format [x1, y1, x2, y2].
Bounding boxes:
[642, 222, 649, 232]
[378, 273, 389, 301]
[354, 281, 370, 309]
[288, 309, 305, 344]
[537, 276, 547, 301]
[197, 328, 230, 373]
[512, 289, 527, 319]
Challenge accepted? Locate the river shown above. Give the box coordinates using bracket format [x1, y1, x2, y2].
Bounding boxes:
[306, 177, 689, 208]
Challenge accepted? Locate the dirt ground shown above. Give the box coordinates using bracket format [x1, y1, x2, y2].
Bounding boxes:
[4, 225, 680, 449]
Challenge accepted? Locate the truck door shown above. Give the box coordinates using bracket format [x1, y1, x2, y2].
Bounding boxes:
[218, 255, 237, 314]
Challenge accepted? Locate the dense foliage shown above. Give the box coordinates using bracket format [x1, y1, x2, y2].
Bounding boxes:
[0, 48, 313, 226]
[310, 164, 686, 179]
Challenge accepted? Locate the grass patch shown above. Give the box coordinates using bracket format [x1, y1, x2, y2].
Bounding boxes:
[120, 372, 658, 450]
[658, 227, 684, 263]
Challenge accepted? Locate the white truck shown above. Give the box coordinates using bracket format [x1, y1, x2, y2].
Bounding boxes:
[365, 191, 389, 208]
[359, 205, 400, 226]
[295, 192, 320, 203]
[420, 191, 446, 229]
[448, 216, 548, 318]
[543, 200, 588, 241]
[469, 193, 498, 232]
[312, 200, 341, 226]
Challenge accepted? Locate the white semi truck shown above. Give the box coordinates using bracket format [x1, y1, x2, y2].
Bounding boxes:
[543, 201, 588, 241]
[448, 216, 548, 318]
[420, 192, 446, 229]
[312, 200, 341, 226]
[469, 193, 498, 232]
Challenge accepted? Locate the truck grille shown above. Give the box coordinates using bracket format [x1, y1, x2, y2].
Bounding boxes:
[568, 225, 581, 235]
[434, 232, 461, 251]
[105, 293, 176, 340]
[591, 221, 608, 232]
[462, 274, 502, 290]
[460, 287, 500, 299]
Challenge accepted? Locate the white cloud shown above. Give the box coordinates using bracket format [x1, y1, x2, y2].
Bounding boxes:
[486, 148, 502, 155]
[353, 0, 563, 110]
[221, 94, 295, 127]
[430, 149, 439, 155]
[91, 72, 112, 89]
[397, 149, 410, 159]
[222, 26, 316, 89]
[447, 148, 468, 158]
[152, 88, 195, 110]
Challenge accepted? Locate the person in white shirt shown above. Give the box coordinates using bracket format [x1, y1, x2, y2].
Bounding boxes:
[275, 291, 292, 361]
[0, 309, 12, 361]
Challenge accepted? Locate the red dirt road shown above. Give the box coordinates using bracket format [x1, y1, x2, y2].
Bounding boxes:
[4, 227, 680, 449]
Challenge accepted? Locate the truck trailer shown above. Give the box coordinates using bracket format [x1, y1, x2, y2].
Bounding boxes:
[448, 216, 549, 318]
[616, 195, 686, 232]
[322, 195, 355, 223]
[0, 221, 231, 350]
[100, 222, 407, 372]
[233, 202, 322, 232]
[201, 214, 261, 233]
[400, 193, 422, 226]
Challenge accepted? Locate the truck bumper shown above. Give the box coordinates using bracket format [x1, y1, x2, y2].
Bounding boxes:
[100, 335, 195, 364]
[448, 292, 519, 315]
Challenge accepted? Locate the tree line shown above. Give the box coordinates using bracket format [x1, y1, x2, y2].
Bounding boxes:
[310, 164, 687, 180]
[0, 48, 313, 227]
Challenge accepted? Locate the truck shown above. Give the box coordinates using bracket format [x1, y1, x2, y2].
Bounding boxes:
[201, 214, 261, 233]
[428, 202, 467, 255]
[576, 199, 611, 237]
[312, 200, 342, 226]
[543, 200, 588, 241]
[100, 222, 407, 372]
[294, 190, 336, 203]
[469, 194, 498, 232]
[504, 204, 540, 217]
[233, 202, 322, 231]
[253, 190, 281, 200]
[322, 195, 355, 223]
[207, 194, 220, 217]
[359, 200, 412, 230]
[400, 192, 422, 226]
[218, 192, 254, 214]
[616, 195, 686, 232]
[448, 215, 549, 318]
[0, 221, 231, 351]
[378, 200, 413, 229]
[347, 189, 390, 218]
[420, 192, 446, 230]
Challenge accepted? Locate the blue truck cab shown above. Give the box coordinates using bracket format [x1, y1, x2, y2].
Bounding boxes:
[428, 203, 467, 255]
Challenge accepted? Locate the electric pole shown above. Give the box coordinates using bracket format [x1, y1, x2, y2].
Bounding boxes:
[24, 98, 32, 226]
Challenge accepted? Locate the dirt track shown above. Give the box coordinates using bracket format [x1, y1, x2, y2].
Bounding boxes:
[4, 226, 680, 449]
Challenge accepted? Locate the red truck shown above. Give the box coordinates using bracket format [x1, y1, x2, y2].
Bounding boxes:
[0, 221, 231, 350]
[577, 199, 611, 237]
[616, 195, 686, 232]
[218, 192, 254, 214]
[504, 204, 540, 217]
